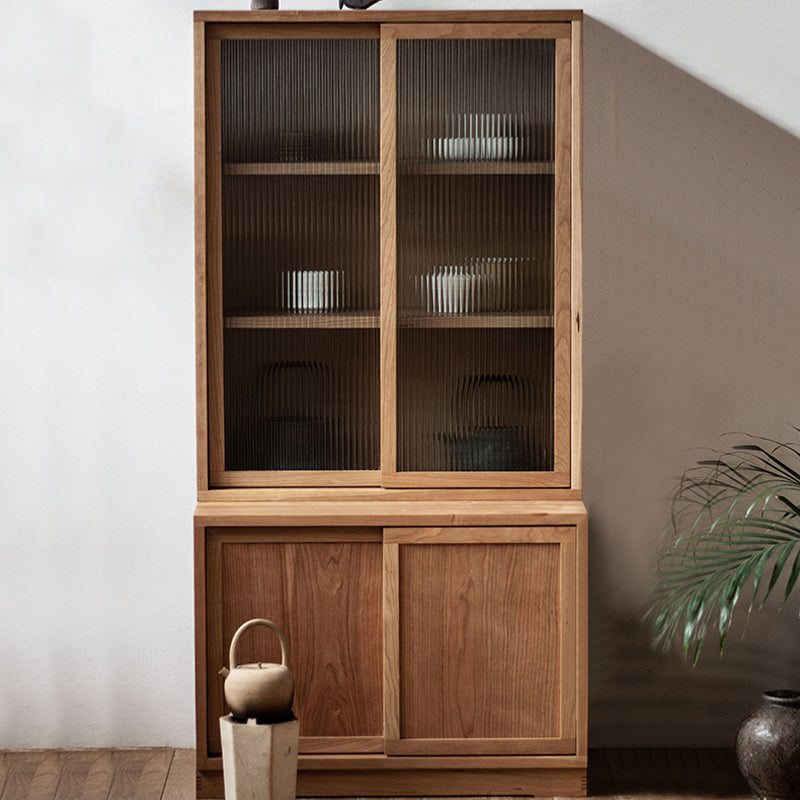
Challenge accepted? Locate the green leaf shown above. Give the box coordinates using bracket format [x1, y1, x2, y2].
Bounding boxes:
[785, 549, 800, 606]
[764, 542, 797, 603]
[749, 548, 773, 611]
[645, 429, 800, 662]
[779, 494, 800, 518]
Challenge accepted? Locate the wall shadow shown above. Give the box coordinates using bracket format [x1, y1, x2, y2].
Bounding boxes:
[582, 18, 800, 747]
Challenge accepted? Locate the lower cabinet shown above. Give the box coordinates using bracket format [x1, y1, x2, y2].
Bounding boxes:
[195, 505, 587, 797]
[385, 526, 577, 756]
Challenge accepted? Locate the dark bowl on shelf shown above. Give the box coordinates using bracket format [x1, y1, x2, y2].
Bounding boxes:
[442, 426, 530, 471]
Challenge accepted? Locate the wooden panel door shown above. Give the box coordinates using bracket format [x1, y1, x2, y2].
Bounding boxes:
[384, 526, 578, 755]
[204, 528, 384, 757]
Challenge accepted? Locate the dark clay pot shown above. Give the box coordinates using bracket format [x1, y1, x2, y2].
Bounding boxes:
[736, 690, 800, 800]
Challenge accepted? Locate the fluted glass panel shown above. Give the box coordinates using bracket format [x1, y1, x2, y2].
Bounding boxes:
[397, 38, 555, 472]
[222, 38, 379, 163]
[224, 329, 379, 471]
[220, 38, 379, 472]
[223, 175, 378, 316]
[397, 329, 553, 472]
[398, 38, 554, 163]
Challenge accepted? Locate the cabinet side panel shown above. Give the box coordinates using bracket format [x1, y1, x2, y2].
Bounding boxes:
[206, 536, 383, 755]
[195, 21, 209, 491]
[570, 19, 583, 492]
[398, 542, 561, 740]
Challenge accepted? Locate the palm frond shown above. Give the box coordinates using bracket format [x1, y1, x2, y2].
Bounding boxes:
[647, 432, 800, 661]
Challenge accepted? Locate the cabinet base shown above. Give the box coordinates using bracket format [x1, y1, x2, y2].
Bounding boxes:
[198, 766, 588, 797]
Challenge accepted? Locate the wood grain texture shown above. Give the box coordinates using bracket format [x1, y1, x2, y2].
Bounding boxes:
[380, 22, 572, 40]
[553, 36, 573, 477]
[575, 513, 589, 758]
[198, 486, 583, 503]
[210, 470, 382, 489]
[0, 751, 194, 800]
[379, 35, 398, 478]
[385, 525, 573, 545]
[205, 531, 384, 756]
[383, 543, 401, 744]
[195, 499, 588, 527]
[0, 751, 59, 800]
[159, 750, 196, 800]
[54, 751, 116, 800]
[204, 36, 225, 479]
[194, 20, 209, 493]
[382, 470, 573, 490]
[392, 538, 567, 748]
[195, 10, 584, 24]
[194, 519, 211, 768]
[194, 498, 588, 527]
[294, 766, 588, 797]
[569, 19, 584, 494]
[206, 22, 380, 40]
[223, 313, 379, 329]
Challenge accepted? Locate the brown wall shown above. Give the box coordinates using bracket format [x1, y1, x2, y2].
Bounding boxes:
[583, 19, 800, 746]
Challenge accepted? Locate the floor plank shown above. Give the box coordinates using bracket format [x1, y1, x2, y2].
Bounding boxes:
[0, 747, 758, 799]
[0, 754, 9, 800]
[134, 750, 174, 800]
[106, 750, 172, 800]
[53, 750, 115, 800]
[0, 752, 59, 800]
[162, 749, 196, 800]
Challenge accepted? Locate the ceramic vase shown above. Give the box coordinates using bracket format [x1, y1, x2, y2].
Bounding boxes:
[736, 690, 800, 800]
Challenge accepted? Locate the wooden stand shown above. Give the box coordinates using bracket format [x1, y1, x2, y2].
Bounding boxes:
[220, 716, 299, 800]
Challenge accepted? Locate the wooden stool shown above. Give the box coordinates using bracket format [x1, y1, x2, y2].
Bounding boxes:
[220, 716, 299, 800]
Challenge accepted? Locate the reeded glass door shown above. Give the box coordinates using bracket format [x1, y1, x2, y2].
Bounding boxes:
[383, 25, 574, 487]
[206, 27, 381, 486]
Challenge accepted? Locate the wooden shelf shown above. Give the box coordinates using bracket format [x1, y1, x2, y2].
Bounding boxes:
[224, 312, 379, 330]
[224, 162, 379, 176]
[399, 311, 554, 329]
[222, 161, 552, 177]
[400, 161, 555, 176]
[225, 312, 553, 330]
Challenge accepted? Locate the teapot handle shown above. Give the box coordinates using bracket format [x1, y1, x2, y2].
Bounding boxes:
[229, 618, 290, 670]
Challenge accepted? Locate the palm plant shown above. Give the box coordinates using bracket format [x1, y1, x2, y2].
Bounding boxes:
[648, 431, 800, 664]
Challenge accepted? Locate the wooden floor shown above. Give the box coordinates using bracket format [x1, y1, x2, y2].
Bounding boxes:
[0, 748, 752, 800]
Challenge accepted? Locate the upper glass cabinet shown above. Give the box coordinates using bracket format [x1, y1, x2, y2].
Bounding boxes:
[199, 20, 578, 490]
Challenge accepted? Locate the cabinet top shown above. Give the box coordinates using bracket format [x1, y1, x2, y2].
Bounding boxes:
[194, 9, 583, 24]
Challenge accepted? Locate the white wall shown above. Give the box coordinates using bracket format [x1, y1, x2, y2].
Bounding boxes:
[1, 0, 798, 749]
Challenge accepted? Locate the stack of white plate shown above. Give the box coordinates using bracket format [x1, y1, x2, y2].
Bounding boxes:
[425, 113, 522, 162]
[415, 258, 524, 314]
[281, 269, 343, 312]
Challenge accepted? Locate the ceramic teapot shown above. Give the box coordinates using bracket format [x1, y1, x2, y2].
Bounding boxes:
[219, 619, 295, 721]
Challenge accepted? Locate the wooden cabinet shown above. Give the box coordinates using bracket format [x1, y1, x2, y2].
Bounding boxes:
[384, 526, 578, 757]
[194, 9, 584, 798]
